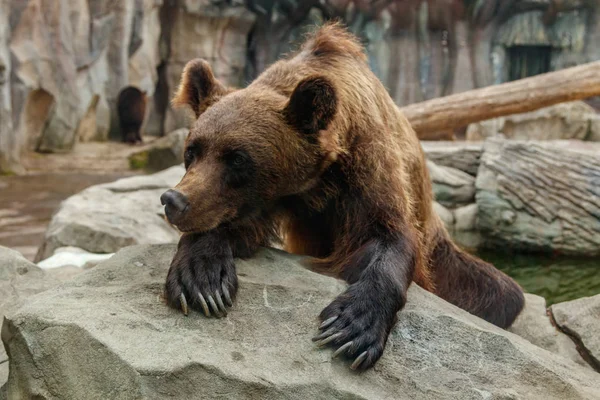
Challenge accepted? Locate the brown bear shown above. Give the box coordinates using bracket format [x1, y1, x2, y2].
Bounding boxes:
[160, 22, 524, 371]
[117, 86, 147, 144]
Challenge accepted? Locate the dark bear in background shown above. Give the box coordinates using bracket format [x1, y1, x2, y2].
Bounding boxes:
[117, 86, 147, 144]
[160, 23, 525, 371]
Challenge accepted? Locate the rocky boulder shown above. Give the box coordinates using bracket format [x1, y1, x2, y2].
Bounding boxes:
[476, 137, 600, 256]
[509, 294, 589, 369]
[427, 161, 476, 207]
[3, 244, 600, 399]
[435, 202, 483, 251]
[128, 128, 188, 172]
[34, 166, 183, 262]
[421, 141, 483, 176]
[466, 101, 600, 142]
[551, 295, 600, 371]
[0, 246, 61, 389]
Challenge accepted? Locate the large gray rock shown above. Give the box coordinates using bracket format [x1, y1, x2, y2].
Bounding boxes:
[476, 137, 600, 256]
[509, 294, 589, 369]
[0, 246, 60, 389]
[433, 202, 483, 250]
[427, 161, 476, 207]
[466, 101, 600, 142]
[421, 141, 483, 176]
[35, 166, 183, 261]
[128, 128, 188, 172]
[3, 244, 600, 399]
[551, 294, 600, 371]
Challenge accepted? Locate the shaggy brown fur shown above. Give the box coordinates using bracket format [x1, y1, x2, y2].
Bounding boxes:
[162, 22, 524, 371]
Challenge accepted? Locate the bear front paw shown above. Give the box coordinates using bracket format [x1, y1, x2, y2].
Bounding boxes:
[164, 234, 238, 318]
[313, 282, 400, 371]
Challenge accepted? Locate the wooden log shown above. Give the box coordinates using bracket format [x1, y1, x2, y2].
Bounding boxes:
[476, 137, 600, 256]
[401, 61, 600, 139]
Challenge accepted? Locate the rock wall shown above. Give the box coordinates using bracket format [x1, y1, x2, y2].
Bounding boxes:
[2, 0, 165, 171]
[0, 0, 16, 173]
[1, 1, 599, 173]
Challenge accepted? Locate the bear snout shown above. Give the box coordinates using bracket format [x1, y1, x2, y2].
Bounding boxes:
[160, 189, 189, 225]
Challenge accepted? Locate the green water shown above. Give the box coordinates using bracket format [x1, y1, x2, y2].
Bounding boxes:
[477, 251, 600, 305]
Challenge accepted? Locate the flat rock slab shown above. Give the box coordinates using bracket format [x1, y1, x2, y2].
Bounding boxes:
[509, 294, 588, 368]
[421, 141, 483, 176]
[0, 246, 60, 389]
[427, 161, 476, 207]
[3, 245, 600, 399]
[551, 295, 600, 371]
[476, 137, 600, 256]
[35, 166, 184, 261]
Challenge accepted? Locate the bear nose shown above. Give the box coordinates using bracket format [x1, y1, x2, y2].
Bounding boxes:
[160, 189, 189, 224]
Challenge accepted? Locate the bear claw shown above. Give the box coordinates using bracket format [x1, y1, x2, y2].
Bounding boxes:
[207, 295, 222, 318]
[180, 293, 189, 316]
[315, 332, 343, 347]
[350, 351, 368, 370]
[319, 316, 338, 330]
[198, 292, 211, 317]
[222, 283, 233, 307]
[332, 341, 353, 359]
[215, 290, 228, 316]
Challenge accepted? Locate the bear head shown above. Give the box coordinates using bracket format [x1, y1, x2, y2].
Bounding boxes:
[161, 59, 338, 233]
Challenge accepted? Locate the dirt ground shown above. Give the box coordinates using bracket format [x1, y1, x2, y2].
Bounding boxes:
[0, 141, 155, 261]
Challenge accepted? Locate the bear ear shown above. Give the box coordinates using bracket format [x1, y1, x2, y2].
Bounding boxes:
[283, 76, 337, 135]
[172, 59, 228, 118]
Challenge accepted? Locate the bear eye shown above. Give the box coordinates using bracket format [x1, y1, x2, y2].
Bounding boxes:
[184, 147, 195, 168]
[227, 150, 248, 168]
[232, 154, 246, 166]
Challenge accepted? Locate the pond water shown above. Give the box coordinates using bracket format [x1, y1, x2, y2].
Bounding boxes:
[0, 172, 130, 260]
[477, 251, 600, 305]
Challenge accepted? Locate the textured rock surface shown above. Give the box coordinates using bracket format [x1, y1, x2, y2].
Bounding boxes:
[0, 0, 17, 173]
[509, 294, 589, 369]
[34, 166, 183, 261]
[3, 244, 600, 399]
[551, 295, 600, 371]
[476, 138, 600, 256]
[3, 1, 598, 174]
[433, 202, 482, 251]
[466, 101, 600, 142]
[0, 246, 60, 389]
[449, 203, 482, 250]
[128, 128, 187, 172]
[427, 161, 476, 207]
[422, 141, 483, 176]
[8, 0, 163, 152]
[162, 3, 255, 133]
[1, 0, 164, 168]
